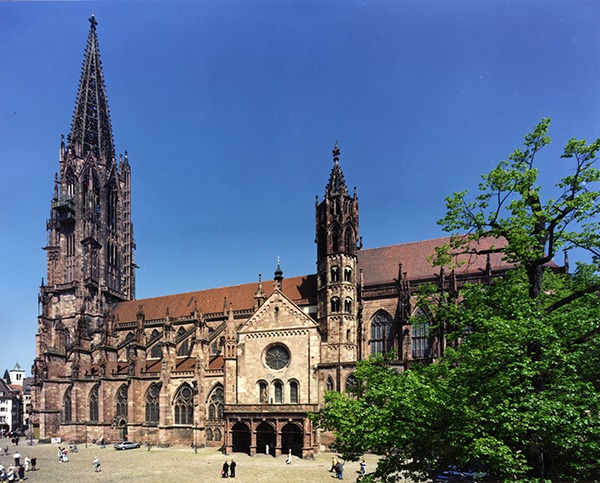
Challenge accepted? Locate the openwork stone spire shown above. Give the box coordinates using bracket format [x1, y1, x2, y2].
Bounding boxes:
[70, 15, 115, 164]
[325, 143, 348, 197]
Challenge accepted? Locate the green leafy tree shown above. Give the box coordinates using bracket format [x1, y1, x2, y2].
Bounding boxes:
[312, 120, 600, 482]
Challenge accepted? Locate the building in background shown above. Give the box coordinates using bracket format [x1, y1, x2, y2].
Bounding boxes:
[31, 16, 540, 456]
[0, 372, 21, 434]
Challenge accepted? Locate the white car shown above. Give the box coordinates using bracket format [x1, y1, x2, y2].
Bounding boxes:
[113, 441, 141, 450]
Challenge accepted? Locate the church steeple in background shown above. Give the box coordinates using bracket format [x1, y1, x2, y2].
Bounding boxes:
[315, 144, 360, 369]
[69, 15, 115, 164]
[35, 16, 135, 396]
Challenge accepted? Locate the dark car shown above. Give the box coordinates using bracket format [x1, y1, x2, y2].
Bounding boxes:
[113, 441, 141, 450]
[434, 468, 487, 482]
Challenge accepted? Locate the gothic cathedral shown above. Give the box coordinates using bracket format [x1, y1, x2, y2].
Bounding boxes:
[32, 17, 513, 457]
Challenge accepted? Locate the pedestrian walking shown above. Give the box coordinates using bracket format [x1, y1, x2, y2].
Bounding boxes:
[12, 452, 20, 467]
[24, 456, 30, 472]
[31, 457, 37, 471]
[221, 461, 229, 478]
[3, 445, 8, 456]
[286, 449, 293, 464]
[230, 459, 236, 478]
[360, 458, 366, 475]
[93, 456, 101, 472]
[17, 465, 24, 480]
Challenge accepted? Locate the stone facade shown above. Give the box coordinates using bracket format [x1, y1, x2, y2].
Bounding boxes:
[31, 17, 527, 457]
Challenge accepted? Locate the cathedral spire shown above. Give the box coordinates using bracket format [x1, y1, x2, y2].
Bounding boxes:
[325, 143, 348, 197]
[69, 15, 115, 164]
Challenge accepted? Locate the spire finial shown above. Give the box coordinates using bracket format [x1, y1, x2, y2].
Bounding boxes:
[332, 142, 340, 165]
[89, 14, 97, 29]
[274, 258, 284, 289]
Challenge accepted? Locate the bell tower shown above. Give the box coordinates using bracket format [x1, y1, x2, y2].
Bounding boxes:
[33, 16, 136, 419]
[316, 144, 360, 365]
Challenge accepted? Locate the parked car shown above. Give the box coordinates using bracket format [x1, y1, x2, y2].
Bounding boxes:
[434, 466, 488, 482]
[113, 441, 141, 450]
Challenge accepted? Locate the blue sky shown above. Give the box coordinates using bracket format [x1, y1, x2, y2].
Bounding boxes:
[1, 1, 599, 376]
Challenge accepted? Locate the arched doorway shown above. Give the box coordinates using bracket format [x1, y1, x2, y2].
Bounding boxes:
[231, 422, 250, 455]
[281, 423, 303, 457]
[256, 422, 275, 456]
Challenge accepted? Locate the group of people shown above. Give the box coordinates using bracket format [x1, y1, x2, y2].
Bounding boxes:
[221, 460, 236, 478]
[56, 447, 69, 463]
[329, 456, 345, 479]
[0, 453, 36, 482]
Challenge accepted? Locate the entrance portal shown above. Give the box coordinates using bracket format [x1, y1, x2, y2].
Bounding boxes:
[232, 422, 250, 455]
[256, 422, 275, 456]
[281, 423, 303, 457]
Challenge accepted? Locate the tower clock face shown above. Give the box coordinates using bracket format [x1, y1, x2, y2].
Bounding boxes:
[265, 344, 290, 370]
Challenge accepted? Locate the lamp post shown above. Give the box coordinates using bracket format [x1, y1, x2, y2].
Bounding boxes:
[194, 422, 198, 453]
[85, 420, 88, 448]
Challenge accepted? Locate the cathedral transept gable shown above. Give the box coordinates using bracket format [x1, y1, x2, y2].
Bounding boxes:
[239, 290, 318, 335]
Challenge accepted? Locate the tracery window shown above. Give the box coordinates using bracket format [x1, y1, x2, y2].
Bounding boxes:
[63, 387, 72, 423]
[145, 383, 160, 424]
[265, 345, 290, 370]
[206, 428, 213, 441]
[214, 428, 222, 441]
[345, 374, 359, 398]
[412, 313, 430, 359]
[177, 339, 190, 356]
[174, 385, 194, 425]
[207, 385, 224, 420]
[371, 311, 393, 355]
[116, 384, 128, 419]
[150, 343, 162, 358]
[326, 376, 334, 392]
[89, 385, 99, 422]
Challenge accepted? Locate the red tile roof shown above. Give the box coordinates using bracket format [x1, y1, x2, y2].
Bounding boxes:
[112, 237, 542, 325]
[113, 275, 317, 324]
[357, 236, 514, 286]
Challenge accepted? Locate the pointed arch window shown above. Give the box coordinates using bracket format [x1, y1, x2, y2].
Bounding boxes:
[116, 384, 128, 419]
[345, 374, 359, 398]
[150, 343, 162, 359]
[207, 385, 224, 421]
[89, 385, 99, 422]
[206, 428, 213, 441]
[174, 385, 194, 425]
[63, 387, 72, 423]
[344, 229, 354, 254]
[214, 428, 222, 441]
[332, 229, 339, 253]
[107, 186, 118, 229]
[289, 381, 299, 404]
[177, 339, 190, 356]
[371, 311, 393, 355]
[412, 309, 430, 359]
[326, 376, 334, 392]
[65, 170, 75, 198]
[145, 383, 160, 424]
